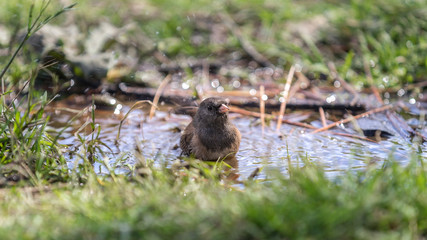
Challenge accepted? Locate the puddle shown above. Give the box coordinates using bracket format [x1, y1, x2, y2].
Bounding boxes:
[49, 101, 427, 180]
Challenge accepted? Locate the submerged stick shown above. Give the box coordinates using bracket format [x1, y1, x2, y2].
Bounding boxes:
[260, 85, 265, 135]
[319, 107, 327, 127]
[276, 65, 295, 132]
[311, 104, 393, 134]
[149, 74, 171, 120]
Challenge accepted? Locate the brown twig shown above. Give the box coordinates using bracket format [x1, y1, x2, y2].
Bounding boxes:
[276, 65, 296, 131]
[311, 104, 393, 134]
[260, 85, 265, 135]
[230, 106, 316, 129]
[116, 84, 366, 111]
[319, 107, 327, 127]
[290, 71, 311, 99]
[149, 74, 171, 120]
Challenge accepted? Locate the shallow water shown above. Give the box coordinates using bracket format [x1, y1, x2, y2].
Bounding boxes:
[50, 102, 427, 180]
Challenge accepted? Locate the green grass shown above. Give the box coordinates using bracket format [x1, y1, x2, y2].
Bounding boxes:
[0, 157, 427, 239]
[2, 0, 427, 88]
[0, 1, 77, 186]
[324, 0, 427, 87]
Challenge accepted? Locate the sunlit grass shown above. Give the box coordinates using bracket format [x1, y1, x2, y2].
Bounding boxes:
[0, 1, 75, 186]
[0, 157, 426, 239]
[3, 0, 426, 88]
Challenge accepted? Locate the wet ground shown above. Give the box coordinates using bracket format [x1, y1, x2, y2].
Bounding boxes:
[48, 99, 427, 181]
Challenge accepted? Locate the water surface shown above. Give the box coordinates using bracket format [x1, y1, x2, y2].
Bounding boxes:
[50, 102, 426, 180]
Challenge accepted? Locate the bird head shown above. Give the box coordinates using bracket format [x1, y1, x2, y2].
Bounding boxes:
[195, 97, 230, 124]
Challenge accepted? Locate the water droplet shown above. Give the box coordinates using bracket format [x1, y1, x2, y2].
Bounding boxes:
[382, 76, 389, 83]
[397, 89, 405, 97]
[182, 82, 190, 89]
[232, 80, 241, 88]
[409, 98, 416, 104]
[384, 92, 390, 99]
[211, 79, 220, 88]
[326, 95, 336, 103]
[249, 89, 257, 96]
[114, 104, 123, 115]
[334, 80, 341, 88]
[109, 99, 117, 105]
[217, 86, 224, 93]
[265, 67, 274, 76]
[249, 73, 257, 82]
[255, 68, 263, 76]
[261, 94, 268, 101]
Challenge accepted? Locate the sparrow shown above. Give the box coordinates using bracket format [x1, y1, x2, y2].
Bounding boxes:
[180, 97, 241, 161]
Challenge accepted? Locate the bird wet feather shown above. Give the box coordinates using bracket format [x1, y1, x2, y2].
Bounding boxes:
[180, 97, 241, 161]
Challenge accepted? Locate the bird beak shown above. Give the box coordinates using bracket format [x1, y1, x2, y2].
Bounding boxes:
[218, 104, 229, 114]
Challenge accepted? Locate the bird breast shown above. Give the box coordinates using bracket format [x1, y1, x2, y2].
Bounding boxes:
[194, 124, 240, 161]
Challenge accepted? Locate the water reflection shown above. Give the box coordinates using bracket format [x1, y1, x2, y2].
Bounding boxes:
[51, 104, 426, 181]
